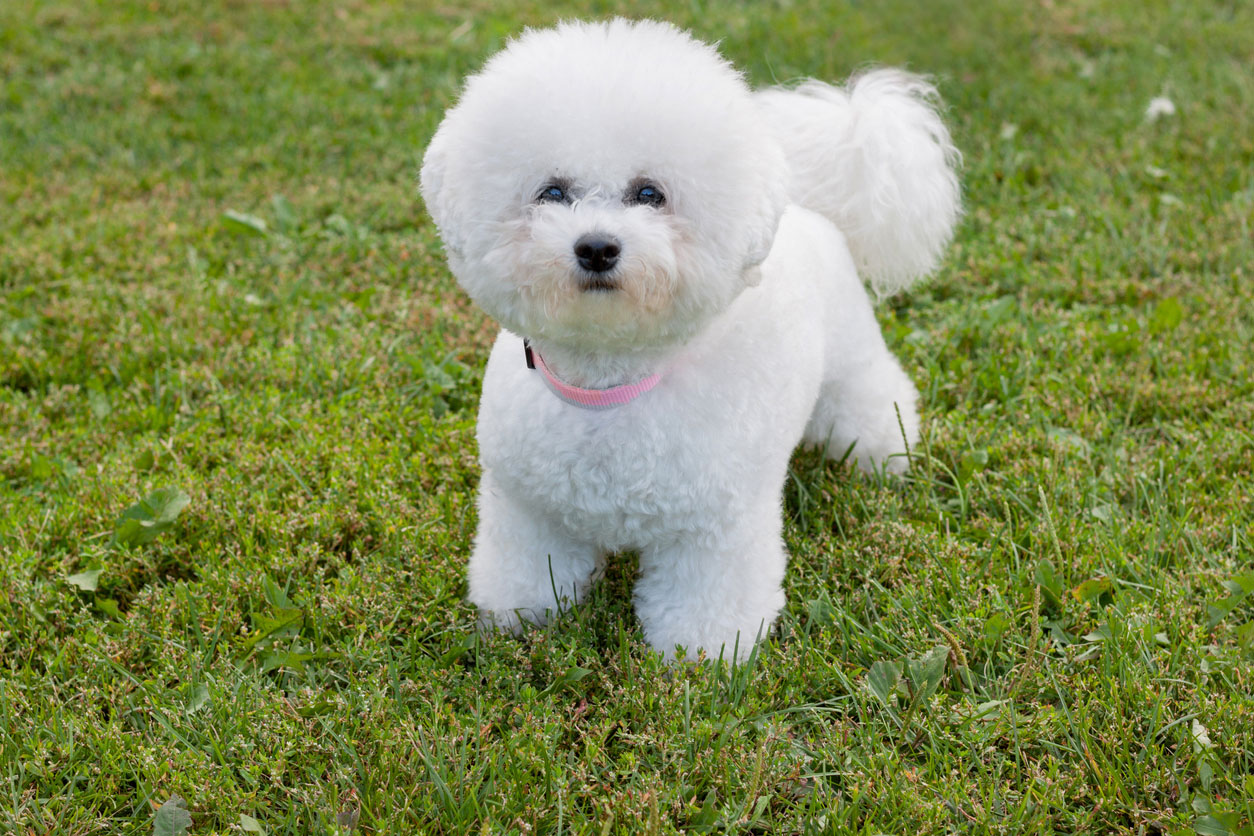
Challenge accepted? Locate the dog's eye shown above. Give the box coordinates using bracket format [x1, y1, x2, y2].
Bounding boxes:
[629, 183, 665, 207]
[537, 183, 568, 204]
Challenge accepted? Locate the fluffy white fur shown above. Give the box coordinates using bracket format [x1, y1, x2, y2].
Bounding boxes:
[420, 19, 960, 661]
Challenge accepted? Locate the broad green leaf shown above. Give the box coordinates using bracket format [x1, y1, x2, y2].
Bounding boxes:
[1195, 814, 1238, 836]
[295, 701, 338, 718]
[94, 597, 121, 618]
[240, 813, 265, 834]
[982, 612, 1011, 645]
[222, 209, 268, 236]
[270, 193, 295, 234]
[185, 684, 210, 715]
[439, 633, 476, 667]
[258, 649, 339, 673]
[1083, 622, 1114, 643]
[688, 787, 720, 828]
[867, 660, 901, 707]
[113, 487, 191, 547]
[1044, 619, 1075, 645]
[244, 608, 304, 649]
[906, 645, 949, 703]
[1046, 426, 1090, 455]
[973, 700, 1008, 720]
[1207, 571, 1254, 627]
[1222, 573, 1254, 595]
[958, 449, 988, 480]
[153, 795, 192, 836]
[261, 575, 296, 609]
[1192, 719, 1213, 751]
[67, 568, 103, 592]
[540, 666, 592, 697]
[1035, 561, 1064, 609]
[1089, 503, 1114, 522]
[259, 649, 316, 673]
[1072, 576, 1114, 606]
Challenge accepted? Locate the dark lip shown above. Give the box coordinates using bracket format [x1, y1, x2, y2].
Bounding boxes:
[578, 275, 620, 292]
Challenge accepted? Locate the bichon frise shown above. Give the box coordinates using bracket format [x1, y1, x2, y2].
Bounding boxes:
[420, 19, 960, 661]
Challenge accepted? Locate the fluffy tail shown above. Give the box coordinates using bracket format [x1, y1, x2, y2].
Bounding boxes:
[756, 70, 961, 296]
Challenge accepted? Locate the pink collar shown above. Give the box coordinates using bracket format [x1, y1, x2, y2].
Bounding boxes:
[525, 341, 663, 410]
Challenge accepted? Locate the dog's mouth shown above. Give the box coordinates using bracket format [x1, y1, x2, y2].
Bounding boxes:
[577, 274, 620, 293]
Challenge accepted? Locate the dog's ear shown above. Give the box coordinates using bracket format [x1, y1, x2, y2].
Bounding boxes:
[419, 126, 464, 257]
[738, 140, 790, 285]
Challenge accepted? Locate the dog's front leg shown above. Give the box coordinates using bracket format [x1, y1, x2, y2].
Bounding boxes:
[467, 472, 604, 634]
[633, 501, 787, 663]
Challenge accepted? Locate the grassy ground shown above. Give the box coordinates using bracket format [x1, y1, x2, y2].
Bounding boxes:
[2, 0, 1252, 833]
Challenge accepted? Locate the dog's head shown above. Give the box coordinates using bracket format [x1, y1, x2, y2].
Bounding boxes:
[420, 19, 788, 351]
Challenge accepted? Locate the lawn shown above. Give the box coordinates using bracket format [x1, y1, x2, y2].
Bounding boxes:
[2, 0, 1252, 833]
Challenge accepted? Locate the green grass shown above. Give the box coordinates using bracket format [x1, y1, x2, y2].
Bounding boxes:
[2, 0, 1253, 833]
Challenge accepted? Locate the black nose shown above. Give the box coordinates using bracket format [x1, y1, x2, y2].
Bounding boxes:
[574, 234, 621, 273]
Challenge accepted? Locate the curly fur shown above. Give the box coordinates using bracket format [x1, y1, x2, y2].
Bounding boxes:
[420, 19, 961, 661]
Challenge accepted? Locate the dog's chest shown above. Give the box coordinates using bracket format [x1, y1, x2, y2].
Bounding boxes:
[474, 301, 818, 548]
[482, 397, 740, 546]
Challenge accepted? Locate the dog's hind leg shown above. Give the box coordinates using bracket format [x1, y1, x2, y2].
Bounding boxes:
[802, 257, 920, 475]
[803, 350, 919, 475]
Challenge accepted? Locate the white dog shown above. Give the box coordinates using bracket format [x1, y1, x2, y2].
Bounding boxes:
[420, 19, 960, 661]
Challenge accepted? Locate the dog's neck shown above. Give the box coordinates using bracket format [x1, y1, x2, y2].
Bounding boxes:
[524, 340, 678, 390]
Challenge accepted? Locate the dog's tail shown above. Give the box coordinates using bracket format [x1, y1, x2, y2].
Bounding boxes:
[756, 70, 961, 296]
